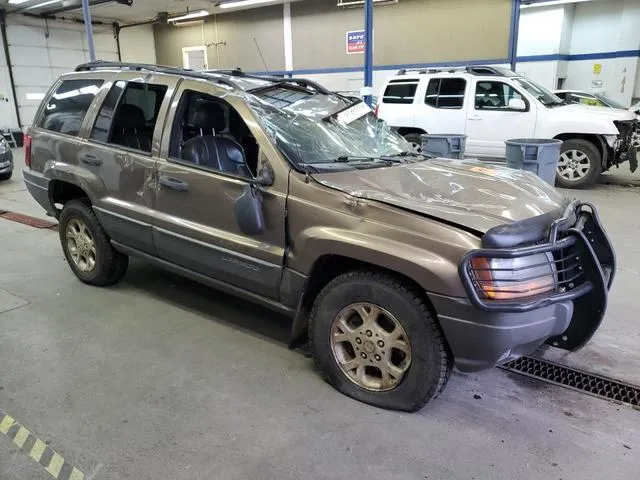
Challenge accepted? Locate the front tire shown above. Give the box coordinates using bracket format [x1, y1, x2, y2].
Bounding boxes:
[58, 199, 128, 286]
[556, 139, 602, 189]
[310, 271, 451, 412]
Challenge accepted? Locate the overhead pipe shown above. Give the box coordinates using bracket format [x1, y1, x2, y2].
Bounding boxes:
[81, 0, 96, 61]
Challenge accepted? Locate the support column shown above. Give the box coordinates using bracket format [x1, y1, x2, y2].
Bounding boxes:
[283, 2, 293, 76]
[363, 0, 373, 106]
[509, 0, 521, 71]
[81, 0, 96, 62]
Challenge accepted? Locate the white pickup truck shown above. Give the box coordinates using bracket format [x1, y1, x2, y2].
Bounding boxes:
[376, 65, 638, 188]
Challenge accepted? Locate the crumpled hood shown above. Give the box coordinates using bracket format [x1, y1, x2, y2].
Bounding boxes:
[311, 159, 570, 234]
[557, 103, 636, 121]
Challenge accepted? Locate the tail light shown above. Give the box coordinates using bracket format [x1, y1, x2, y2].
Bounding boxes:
[24, 134, 32, 168]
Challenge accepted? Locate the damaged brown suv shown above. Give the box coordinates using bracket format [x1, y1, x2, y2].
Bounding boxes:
[24, 62, 615, 411]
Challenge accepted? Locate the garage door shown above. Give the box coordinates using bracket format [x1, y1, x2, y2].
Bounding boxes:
[7, 16, 118, 127]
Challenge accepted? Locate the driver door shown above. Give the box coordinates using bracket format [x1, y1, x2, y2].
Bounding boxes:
[465, 80, 536, 158]
[153, 82, 287, 300]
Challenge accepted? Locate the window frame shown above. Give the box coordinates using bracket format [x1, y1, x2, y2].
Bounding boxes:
[36, 77, 106, 138]
[382, 80, 419, 105]
[473, 80, 530, 112]
[164, 88, 257, 181]
[424, 77, 467, 110]
[84, 74, 179, 157]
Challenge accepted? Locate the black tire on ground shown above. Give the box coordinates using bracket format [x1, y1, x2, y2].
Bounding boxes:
[0, 171, 12, 181]
[403, 133, 424, 153]
[556, 139, 602, 189]
[58, 199, 128, 286]
[309, 271, 452, 412]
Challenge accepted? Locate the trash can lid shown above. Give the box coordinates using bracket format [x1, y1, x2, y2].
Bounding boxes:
[505, 138, 563, 146]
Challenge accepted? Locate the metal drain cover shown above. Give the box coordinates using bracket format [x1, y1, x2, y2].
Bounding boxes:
[501, 356, 640, 409]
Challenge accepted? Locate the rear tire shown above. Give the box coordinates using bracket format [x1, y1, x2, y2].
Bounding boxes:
[556, 139, 602, 189]
[58, 199, 128, 286]
[403, 133, 424, 154]
[309, 271, 451, 412]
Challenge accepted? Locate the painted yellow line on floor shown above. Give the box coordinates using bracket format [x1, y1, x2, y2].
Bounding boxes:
[0, 409, 85, 480]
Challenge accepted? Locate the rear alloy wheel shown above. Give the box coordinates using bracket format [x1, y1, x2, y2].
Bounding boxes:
[556, 139, 602, 189]
[310, 271, 451, 412]
[59, 199, 128, 286]
[403, 133, 423, 154]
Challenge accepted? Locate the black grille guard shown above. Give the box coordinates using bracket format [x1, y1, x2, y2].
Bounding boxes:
[458, 200, 616, 315]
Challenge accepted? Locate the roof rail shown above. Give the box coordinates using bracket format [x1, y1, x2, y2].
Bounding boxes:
[396, 65, 508, 77]
[74, 61, 239, 89]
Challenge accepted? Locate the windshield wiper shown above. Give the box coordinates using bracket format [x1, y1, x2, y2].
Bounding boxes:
[335, 155, 407, 164]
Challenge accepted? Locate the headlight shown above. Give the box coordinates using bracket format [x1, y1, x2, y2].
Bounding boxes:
[0, 138, 7, 154]
[469, 253, 557, 300]
[603, 134, 618, 148]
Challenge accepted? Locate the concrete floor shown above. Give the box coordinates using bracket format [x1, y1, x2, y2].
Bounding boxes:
[0, 151, 639, 479]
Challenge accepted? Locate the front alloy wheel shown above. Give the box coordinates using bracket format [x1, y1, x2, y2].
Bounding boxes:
[330, 303, 411, 391]
[558, 149, 591, 182]
[555, 139, 602, 189]
[310, 271, 451, 412]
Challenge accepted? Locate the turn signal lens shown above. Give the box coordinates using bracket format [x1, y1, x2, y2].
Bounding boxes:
[470, 253, 557, 300]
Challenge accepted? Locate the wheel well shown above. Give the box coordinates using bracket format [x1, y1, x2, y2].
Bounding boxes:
[289, 254, 437, 347]
[397, 127, 427, 137]
[554, 133, 607, 166]
[49, 180, 90, 216]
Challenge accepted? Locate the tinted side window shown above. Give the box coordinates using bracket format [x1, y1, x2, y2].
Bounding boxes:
[382, 82, 418, 104]
[39, 79, 103, 136]
[475, 81, 523, 110]
[425, 78, 466, 109]
[90, 81, 168, 153]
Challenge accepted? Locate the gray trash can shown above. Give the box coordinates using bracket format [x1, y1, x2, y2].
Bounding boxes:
[505, 138, 563, 186]
[421, 134, 467, 159]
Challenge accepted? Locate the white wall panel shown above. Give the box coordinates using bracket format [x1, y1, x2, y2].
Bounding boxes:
[119, 25, 156, 64]
[5, 17, 119, 127]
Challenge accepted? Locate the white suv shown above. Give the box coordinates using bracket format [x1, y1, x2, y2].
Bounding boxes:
[376, 66, 638, 188]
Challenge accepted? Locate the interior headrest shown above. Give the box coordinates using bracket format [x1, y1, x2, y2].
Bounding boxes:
[188, 102, 226, 131]
[115, 104, 147, 129]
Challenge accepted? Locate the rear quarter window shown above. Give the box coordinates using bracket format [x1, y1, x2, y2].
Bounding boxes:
[39, 79, 104, 136]
[382, 82, 418, 104]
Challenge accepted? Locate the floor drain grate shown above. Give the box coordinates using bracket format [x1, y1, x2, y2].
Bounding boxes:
[501, 356, 640, 409]
[0, 211, 57, 229]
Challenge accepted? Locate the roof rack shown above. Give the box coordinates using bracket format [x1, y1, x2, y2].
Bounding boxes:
[396, 65, 508, 77]
[204, 68, 332, 95]
[75, 61, 239, 89]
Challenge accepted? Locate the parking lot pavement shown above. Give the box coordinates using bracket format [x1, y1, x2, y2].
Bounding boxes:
[1, 150, 639, 479]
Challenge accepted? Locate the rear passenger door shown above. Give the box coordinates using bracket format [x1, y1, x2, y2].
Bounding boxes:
[418, 77, 467, 135]
[85, 73, 179, 254]
[378, 79, 418, 128]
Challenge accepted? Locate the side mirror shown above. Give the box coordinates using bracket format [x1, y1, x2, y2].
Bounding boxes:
[508, 98, 527, 111]
[249, 163, 274, 187]
[234, 184, 266, 235]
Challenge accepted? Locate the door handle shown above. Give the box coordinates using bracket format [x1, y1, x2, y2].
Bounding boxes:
[159, 175, 189, 192]
[80, 153, 102, 166]
[468, 116, 482, 121]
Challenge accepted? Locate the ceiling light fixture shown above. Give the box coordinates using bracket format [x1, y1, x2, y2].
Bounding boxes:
[168, 10, 209, 22]
[219, 0, 278, 9]
[8, 0, 32, 4]
[520, 0, 592, 9]
[24, 0, 61, 10]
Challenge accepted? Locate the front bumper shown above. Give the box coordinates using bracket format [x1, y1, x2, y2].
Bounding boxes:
[436, 201, 615, 372]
